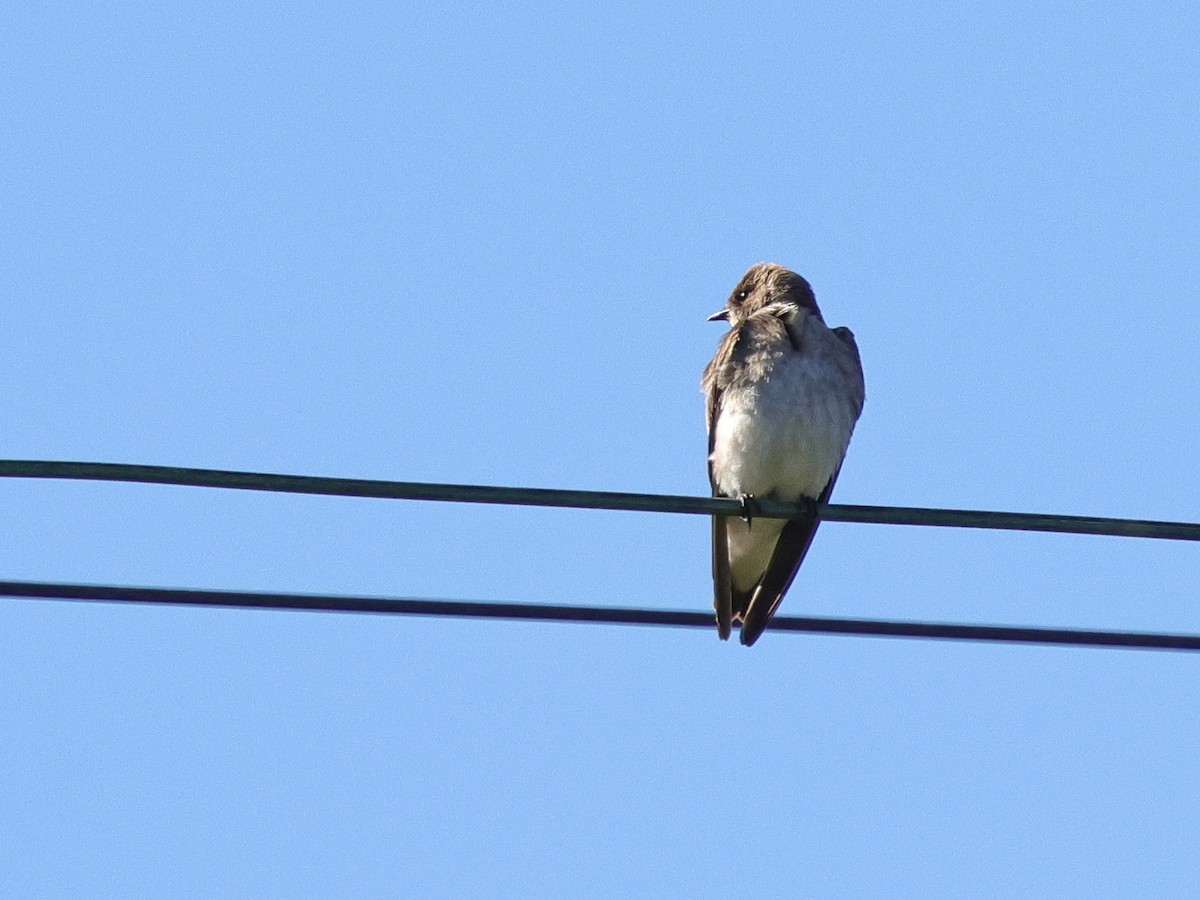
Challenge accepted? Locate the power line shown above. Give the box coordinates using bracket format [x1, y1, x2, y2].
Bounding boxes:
[4, 461, 1197, 652]
[2, 459, 1199, 541]
[2, 580, 1198, 652]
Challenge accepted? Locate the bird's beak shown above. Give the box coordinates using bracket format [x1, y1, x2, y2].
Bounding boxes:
[707, 309, 730, 322]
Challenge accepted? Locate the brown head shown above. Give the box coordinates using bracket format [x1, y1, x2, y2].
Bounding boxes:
[707, 262, 822, 325]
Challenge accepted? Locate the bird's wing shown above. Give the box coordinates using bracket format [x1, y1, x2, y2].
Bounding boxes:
[832, 326, 866, 416]
[711, 516, 733, 641]
[737, 468, 840, 647]
[702, 328, 741, 641]
[739, 325, 864, 646]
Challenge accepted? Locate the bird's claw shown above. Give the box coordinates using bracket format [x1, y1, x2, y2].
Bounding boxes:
[738, 493, 760, 529]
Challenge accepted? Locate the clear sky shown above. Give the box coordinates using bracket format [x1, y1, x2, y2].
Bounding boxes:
[3, 2, 1199, 897]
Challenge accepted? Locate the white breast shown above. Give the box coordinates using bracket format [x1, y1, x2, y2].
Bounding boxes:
[710, 320, 861, 502]
[710, 318, 861, 592]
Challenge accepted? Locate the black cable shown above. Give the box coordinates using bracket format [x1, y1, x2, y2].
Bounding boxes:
[2, 459, 1199, 541]
[3, 580, 1198, 652]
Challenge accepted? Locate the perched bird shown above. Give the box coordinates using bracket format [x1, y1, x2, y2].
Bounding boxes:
[702, 263, 865, 646]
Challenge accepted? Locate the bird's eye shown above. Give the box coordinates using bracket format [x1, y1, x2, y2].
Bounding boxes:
[736, 290, 748, 301]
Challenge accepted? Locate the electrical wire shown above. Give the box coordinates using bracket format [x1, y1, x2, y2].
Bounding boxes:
[2, 459, 1199, 541]
[4, 461, 1197, 652]
[2, 580, 1198, 652]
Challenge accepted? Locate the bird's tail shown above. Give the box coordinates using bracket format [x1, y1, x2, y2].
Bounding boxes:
[738, 516, 821, 646]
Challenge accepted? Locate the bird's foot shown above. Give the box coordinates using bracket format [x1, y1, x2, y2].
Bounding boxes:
[799, 495, 819, 518]
[737, 493, 760, 530]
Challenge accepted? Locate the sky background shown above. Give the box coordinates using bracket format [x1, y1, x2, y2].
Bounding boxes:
[2, 2, 1199, 897]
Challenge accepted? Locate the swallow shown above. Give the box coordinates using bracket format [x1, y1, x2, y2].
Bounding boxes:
[702, 263, 865, 645]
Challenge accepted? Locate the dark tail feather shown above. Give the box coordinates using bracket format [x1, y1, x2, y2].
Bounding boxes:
[712, 515, 733, 640]
[739, 472, 842, 647]
[738, 515, 822, 646]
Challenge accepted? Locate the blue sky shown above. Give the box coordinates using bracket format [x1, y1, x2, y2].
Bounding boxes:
[3, 2, 1199, 896]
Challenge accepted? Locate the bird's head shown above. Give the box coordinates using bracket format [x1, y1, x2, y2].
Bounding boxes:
[707, 262, 821, 326]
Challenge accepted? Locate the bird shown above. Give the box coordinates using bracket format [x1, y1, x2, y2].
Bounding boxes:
[702, 263, 865, 646]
